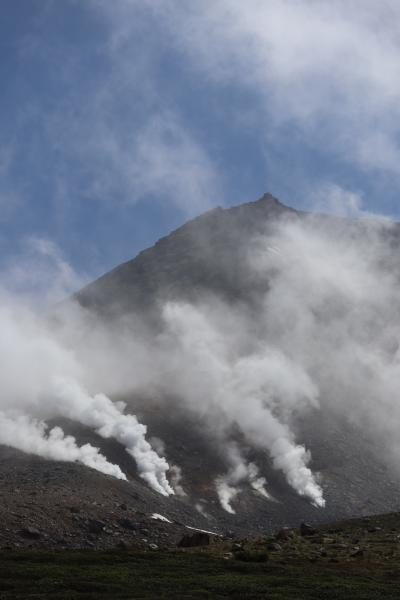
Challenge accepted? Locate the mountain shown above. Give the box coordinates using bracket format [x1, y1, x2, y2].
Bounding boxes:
[76, 193, 294, 317]
[2, 193, 400, 550]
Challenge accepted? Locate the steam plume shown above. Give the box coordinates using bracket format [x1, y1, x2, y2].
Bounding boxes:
[161, 303, 325, 507]
[4, 201, 400, 514]
[0, 301, 173, 495]
[0, 412, 125, 479]
[48, 377, 173, 496]
[215, 443, 272, 513]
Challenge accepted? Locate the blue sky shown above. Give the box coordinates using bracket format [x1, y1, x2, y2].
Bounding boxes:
[2, 0, 400, 296]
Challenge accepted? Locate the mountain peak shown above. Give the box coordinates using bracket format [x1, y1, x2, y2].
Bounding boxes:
[251, 192, 291, 210]
[76, 192, 297, 314]
[229, 192, 292, 214]
[225, 192, 294, 222]
[260, 192, 281, 203]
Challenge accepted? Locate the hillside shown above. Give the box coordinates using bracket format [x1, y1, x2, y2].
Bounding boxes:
[2, 193, 400, 548]
[3, 511, 400, 599]
[75, 194, 296, 316]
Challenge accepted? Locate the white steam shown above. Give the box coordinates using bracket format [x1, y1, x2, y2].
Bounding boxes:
[215, 444, 273, 513]
[161, 304, 325, 508]
[169, 464, 187, 496]
[137, 209, 400, 510]
[0, 413, 125, 479]
[247, 463, 270, 499]
[215, 479, 239, 514]
[48, 378, 173, 496]
[0, 301, 173, 495]
[4, 205, 400, 514]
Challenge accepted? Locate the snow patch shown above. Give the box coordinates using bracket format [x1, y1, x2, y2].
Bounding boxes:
[151, 513, 173, 523]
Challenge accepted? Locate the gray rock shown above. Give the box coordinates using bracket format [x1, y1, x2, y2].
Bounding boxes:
[350, 547, 364, 557]
[178, 532, 210, 548]
[300, 523, 317, 536]
[119, 518, 139, 531]
[87, 519, 106, 535]
[276, 527, 295, 541]
[232, 543, 244, 551]
[267, 542, 282, 552]
[19, 527, 42, 540]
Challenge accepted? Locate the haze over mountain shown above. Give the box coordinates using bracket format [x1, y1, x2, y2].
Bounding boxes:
[1, 193, 400, 547]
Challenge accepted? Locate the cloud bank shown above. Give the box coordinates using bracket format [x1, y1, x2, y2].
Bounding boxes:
[14, 0, 400, 227]
[5, 0, 400, 289]
[147, 0, 400, 175]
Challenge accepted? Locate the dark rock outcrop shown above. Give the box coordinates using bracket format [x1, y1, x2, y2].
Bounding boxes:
[178, 532, 211, 548]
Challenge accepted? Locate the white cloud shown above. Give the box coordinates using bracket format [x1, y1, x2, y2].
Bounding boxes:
[14, 0, 400, 220]
[129, 113, 218, 214]
[24, 1, 223, 216]
[48, 106, 219, 215]
[0, 237, 86, 304]
[305, 184, 380, 220]
[127, 0, 400, 177]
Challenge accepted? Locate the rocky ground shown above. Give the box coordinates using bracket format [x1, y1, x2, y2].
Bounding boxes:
[0, 445, 217, 551]
[2, 512, 400, 598]
[240, 512, 400, 566]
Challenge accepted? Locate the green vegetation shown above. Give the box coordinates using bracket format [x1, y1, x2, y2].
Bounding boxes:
[0, 547, 399, 599]
[2, 512, 400, 599]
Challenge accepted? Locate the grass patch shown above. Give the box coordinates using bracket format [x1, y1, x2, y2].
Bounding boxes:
[0, 548, 399, 599]
[234, 549, 269, 563]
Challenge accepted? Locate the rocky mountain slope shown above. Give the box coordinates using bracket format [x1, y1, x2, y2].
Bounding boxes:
[2, 193, 400, 549]
[76, 194, 294, 317]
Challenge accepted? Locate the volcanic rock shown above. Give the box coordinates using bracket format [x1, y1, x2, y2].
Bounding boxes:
[178, 532, 211, 548]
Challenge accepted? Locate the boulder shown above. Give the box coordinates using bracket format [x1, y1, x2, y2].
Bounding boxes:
[87, 519, 106, 535]
[178, 532, 210, 548]
[300, 522, 317, 537]
[350, 547, 364, 558]
[231, 542, 244, 552]
[267, 542, 282, 552]
[148, 543, 158, 550]
[275, 527, 295, 541]
[19, 527, 41, 540]
[119, 518, 139, 531]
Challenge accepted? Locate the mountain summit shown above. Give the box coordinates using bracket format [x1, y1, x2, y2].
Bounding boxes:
[76, 193, 295, 317]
